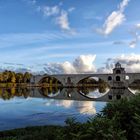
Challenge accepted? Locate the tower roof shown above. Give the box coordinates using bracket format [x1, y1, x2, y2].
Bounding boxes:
[115, 62, 121, 68]
[113, 62, 125, 74]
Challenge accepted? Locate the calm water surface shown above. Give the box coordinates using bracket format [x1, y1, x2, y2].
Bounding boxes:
[0, 87, 107, 131]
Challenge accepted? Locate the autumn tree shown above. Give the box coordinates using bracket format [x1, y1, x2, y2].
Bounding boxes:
[23, 72, 32, 83]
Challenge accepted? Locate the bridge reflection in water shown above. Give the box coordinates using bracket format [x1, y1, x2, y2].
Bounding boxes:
[38, 87, 135, 102]
[0, 86, 136, 102]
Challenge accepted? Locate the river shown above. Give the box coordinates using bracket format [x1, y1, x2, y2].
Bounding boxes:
[0, 86, 136, 131]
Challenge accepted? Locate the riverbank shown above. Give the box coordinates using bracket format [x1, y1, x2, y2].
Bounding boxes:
[0, 94, 140, 140]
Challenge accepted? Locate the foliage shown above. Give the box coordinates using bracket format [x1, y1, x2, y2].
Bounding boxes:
[102, 96, 140, 139]
[0, 71, 32, 84]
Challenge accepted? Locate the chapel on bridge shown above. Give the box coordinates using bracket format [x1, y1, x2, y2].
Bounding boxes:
[113, 62, 125, 74]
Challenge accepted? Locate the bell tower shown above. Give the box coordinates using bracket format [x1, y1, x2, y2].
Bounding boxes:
[112, 62, 125, 82]
[113, 62, 125, 75]
[109, 62, 126, 91]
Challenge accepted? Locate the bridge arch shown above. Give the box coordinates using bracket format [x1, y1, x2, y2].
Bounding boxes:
[74, 74, 110, 86]
[77, 76, 98, 86]
[76, 75, 109, 86]
[38, 75, 63, 87]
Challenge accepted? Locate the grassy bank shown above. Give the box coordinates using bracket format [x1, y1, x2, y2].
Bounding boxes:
[0, 95, 140, 140]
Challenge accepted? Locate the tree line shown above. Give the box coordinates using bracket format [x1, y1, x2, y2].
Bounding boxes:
[0, 70, 32, 83]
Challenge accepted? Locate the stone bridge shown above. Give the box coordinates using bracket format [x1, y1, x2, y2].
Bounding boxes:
[31, 73, 111, 86]
[30, 62, 140, 89]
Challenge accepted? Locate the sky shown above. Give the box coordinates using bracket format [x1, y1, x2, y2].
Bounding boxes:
[0, 0, 140, 74]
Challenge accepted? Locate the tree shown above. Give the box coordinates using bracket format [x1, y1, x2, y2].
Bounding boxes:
[132, 113, 140, 140]
[0, 73, 3, 82]
[3, 70, 10, 83]
[11, 75, 16, 83]
[9, 72, 16, 83]
[23, 72, 32, 83]
[16, 73, 24, 83]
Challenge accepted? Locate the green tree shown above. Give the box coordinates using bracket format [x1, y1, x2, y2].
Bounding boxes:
[131, 113, 140, 140]
[102, 96, 140, 140]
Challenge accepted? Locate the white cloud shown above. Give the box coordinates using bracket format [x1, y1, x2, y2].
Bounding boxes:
[129, 40, 137, 48]
[2, 53, 140, 74]
[113, 28, 140, 48]
[36, 3, 74, 32]
[24, 0, 36, 5]
[119, 0, 130, 11]
[97, 62, 114, 73]
[39, 5, 60, 17]
[61, 61, 76, 74]
[128, 27, 140, 48]
[97, 0, 130, 35]
[98, 54, 140, 73]
[56, 10, 70, 30]
[101, 11, 125, 35]
[44, 54, 96, 74]
[68, 7, 75, 12]
[136, 23, 140, 29]
[24, 0, 74, 31]
[73, 55, 96, 73]
[0, 65, 31, 73]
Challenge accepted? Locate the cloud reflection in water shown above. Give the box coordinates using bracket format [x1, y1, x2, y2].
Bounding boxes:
[44, 99, 96, 115]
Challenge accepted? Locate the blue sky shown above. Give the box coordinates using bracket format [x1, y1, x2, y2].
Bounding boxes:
[0, 0, 140, 73]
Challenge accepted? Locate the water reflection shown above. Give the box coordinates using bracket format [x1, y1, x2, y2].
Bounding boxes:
[0, 86, 137, 131]
[40, 87, 62, 97]
[75, 101, 96, 115]
[0, 96, 106, 131]
[0, 86, 137, 101]
[39, 87, 135, 101]
[44, 100, 96, 115]
[128, 88, 140, 95]
[0, 87, 30, 100]
[78, 86, 109, 98]
[128, 79, 140, 94]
